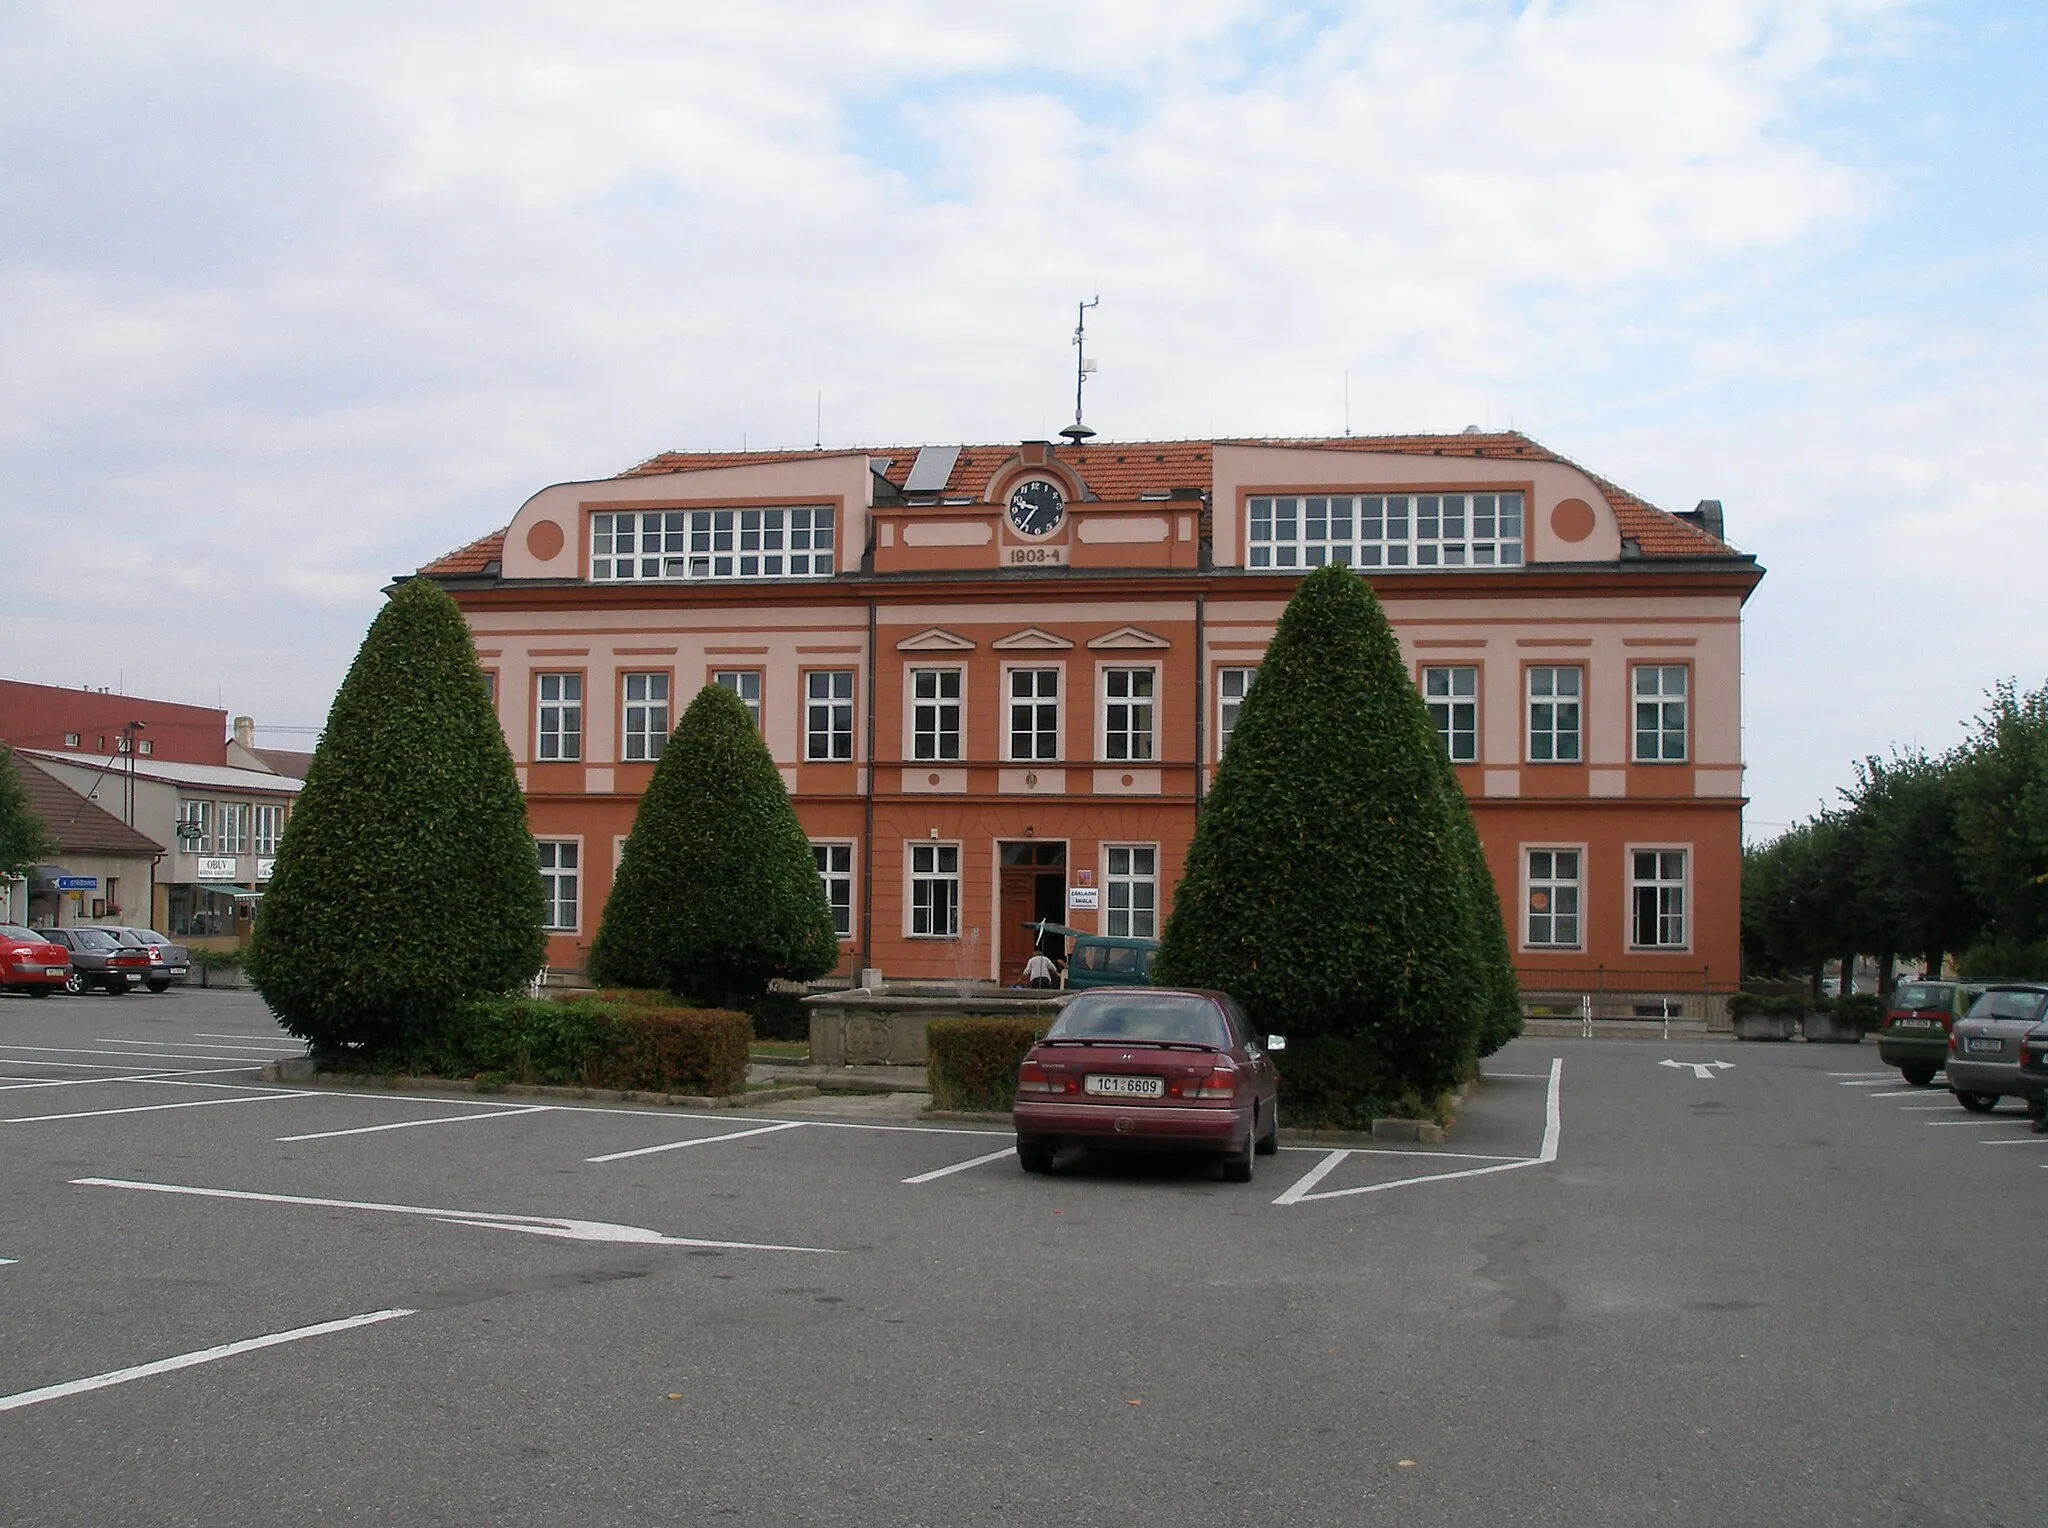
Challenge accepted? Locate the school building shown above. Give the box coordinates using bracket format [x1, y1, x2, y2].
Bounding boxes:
[417, 432, 1761, 1001]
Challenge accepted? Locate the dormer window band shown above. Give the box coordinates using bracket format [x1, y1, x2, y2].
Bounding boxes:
[591, 508, 835, 582]
[1248, 492, 1523, 570]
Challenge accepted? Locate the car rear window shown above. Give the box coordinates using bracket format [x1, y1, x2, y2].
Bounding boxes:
[1046, 994, 1229, 1047]
[1891, 984, 1951, 1011]
[69, 928, 118, 949]
[1, 925, 45, 941]
[1968, 989, 2048, 1022]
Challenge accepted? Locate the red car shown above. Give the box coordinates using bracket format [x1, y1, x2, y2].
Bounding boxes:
[1, 925, 72, 998]
[1013, 987, 1283, 1182]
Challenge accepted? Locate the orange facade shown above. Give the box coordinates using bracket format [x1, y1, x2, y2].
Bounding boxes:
[421, 433, 1759, 992]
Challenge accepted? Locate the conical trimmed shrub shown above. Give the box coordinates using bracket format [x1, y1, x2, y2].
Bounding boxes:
[1154, 563, 1513, 1118]
[247, 578, 545, 1051]
[588, 682, 838, 1006]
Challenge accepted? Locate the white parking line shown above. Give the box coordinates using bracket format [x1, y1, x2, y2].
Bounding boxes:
[1925, 1118, 2031, 1126]
[192, 1033, 297, 1043]
[1277, 1057, 1562, 1206]
[74, 1177, 840, 1252]
[1838, 1080, 1898, 1088]
[0, 1065, 268, 1094]
[95, 1038, 302, 1056]
[1828, 1071, 1895, 1078]
[278, 1106, 552, 1142]
[4, 1093, 314, 1124]
[585, 1120, 808, 1163]
[1864, 1090, 1927, 1098]
[0, 1309, 416, 1414]
[902, 1145, 1017, 1184]
[1980, 1137, 2048, 1146]
[0, 1043, 268, 1065]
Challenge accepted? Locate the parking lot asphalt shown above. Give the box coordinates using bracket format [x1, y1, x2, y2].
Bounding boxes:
[3, 988, 2045, 1527]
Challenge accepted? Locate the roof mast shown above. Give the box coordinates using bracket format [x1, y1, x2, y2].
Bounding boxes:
[1059, 295, 1099, 444]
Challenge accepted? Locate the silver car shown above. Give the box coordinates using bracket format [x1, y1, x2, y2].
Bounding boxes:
[107, 927, 192, 994]
[1944, 984, 2048, 1113]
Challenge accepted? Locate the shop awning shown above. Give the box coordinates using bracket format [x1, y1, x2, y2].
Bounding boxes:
[195, 883, 264, 900]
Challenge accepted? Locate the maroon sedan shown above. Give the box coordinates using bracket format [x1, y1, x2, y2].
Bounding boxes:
[0, 925, 71, 998]
[1013, 987, 1282, 1182]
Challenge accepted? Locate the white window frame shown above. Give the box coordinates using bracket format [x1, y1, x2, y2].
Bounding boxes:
[1216, 667, 1255, 759]
[909, 667, 964, 762]
[908, 841, 961, 938]
[1103, 843, 1159, 939]
[1523, 846, 1583, 951]
[1247, 492, 1524, 570]
[216, 802, 251, 856]
[1628, 846, 1689, 951]
[536, 673, 583, 762]
[621, 672, 671, 762]
[589, 507, 835, 582]
[1632, 664, 1689, 764]
[713, 670, 763, 732]
[813, 841, 854, 941]
[1100, 665, 1157, 763]
[253, 804, 284, 857]
[178, 800, 213, 853]
[1004, 665, 1061, 762]
[537, 839, 581, 932]
[1422, 665, 1479, 764]
[1526, 666, 1582, 764]
[805, 670, 856, 762]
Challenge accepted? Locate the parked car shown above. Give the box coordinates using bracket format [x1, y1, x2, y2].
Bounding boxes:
[1876, 980, 1989, 1086]
[1065, 935, 1161, 990]
[0, 925, 70, 997]
[40, 925, 150, 995]
[2011, 1022, 2048, 1133]
[106, 927, 191, 993]
[1944, 984, 2048, 1113]
[1012, 987, 1282, 1182]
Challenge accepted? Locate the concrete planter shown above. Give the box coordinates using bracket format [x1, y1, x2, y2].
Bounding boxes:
[1733, 1012, 1797, 1042]
[804, 986, 1069, 1067]
[1800, 1009, 1865, 1044]
[195, 962, 251, 990]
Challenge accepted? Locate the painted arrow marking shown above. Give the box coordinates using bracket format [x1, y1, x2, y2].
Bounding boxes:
[1660, 1059, 1734, 1080]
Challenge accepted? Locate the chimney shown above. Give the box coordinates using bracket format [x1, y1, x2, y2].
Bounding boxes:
[233, 716, 256, 750]
[1673, 499, 1726, 544]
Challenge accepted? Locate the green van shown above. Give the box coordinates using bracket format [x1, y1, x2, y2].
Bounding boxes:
[1021, 922, 1160, 990]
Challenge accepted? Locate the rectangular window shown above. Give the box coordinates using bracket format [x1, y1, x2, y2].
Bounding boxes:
[806, 671, 855, 761]
[621, 672, 670, 761]
[910, 843, 960, 937]
[216, 802, 251, 855]
[714, 670, 763, 731]
[1007, 668, 1059, 761]
[536, 673, 583, 761]
[1631, 849, 1687, 948]
[813, 843, 853, 939]
[589, 507, 835, 582]
[1423, 666, 1479, 763]
[911, 669, 963, 761]
[1527, 666, 1582, 763]
[1525, 849, 1581, 949]
[178, 800, 213, 853]
[1103, 668, 1155, 762]
[1633, 665, 1689, 763]
[1248, 492, 1523, 571]
[538, 840, 580, 931]
[138, 740, 152, 755]
[254, 805, 284, 857]
[64, 732, 80, 748]
[1104, 844, 1158, 939]
[1217, 667, 1254, 757]
[482, 671, 496, 704]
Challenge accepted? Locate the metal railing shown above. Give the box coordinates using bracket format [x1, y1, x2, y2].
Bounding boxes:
[1516, 966, 1739, 1034]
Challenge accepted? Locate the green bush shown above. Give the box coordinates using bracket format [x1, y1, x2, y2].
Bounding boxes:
[1154, 564, 1508, 1124]
[321, 994, 749, 1095]
[748, 988, 812, 1043]
[926, 1018, 1048, 1112]
[0, 744, 55, 882]
[193, 947, 247, 970]
[589, 683, 838, 1008]
[1956, 937, 2048, 981]
[248, 578, 544, 1051]
[1729, 992, 1810, 1021]
[1833, 993, 1885, 1032]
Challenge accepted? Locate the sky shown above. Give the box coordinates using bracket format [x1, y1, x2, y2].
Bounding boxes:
[2, 0, 2042, 838]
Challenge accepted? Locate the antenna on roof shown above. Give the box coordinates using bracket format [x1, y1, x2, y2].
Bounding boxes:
[1059, 295, 1100, 444]
[1343, 369, 1351, 437]
[814, 391, 822, 451]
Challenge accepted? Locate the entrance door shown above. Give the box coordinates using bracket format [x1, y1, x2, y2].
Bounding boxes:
[998, 841, 1067, 984]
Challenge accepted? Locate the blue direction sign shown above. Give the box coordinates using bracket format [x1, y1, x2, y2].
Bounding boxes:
[55, 876, 98, 891]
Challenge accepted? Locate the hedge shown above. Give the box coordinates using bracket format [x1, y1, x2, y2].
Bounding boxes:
[927, 1018, 1048, 1112]
[325, 992, 750, 1095]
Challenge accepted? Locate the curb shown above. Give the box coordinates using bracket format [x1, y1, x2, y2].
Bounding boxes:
[257, 1059, 820, 1110]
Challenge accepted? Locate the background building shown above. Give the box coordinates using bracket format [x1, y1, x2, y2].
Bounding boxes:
[420, 432, 1761, 1010]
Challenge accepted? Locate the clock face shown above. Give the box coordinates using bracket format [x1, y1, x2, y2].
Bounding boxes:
[1007, 478, 1066, 537]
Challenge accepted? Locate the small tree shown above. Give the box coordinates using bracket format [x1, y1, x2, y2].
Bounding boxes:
[0, 745, 56, 884]
[588, 683, 838, 1007]
[247, 578, 545, 1052]
[1154, 564, 1508, 1118]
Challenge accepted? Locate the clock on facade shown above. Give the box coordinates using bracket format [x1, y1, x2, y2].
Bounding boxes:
[1006, 478, 1066, 537]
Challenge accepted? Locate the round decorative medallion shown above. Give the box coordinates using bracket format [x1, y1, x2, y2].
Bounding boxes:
[1121, 774, 1134, 787]
[928, 773, 941, 786]
[1025, 771, 1038, 788]
[525, 519, 565, 560]
[1550, 498, 1595, 544]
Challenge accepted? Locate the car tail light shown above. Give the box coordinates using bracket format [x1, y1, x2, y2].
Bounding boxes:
[1170, 1064, 1237, 1099]
[1948, 1030, 1960, 1055]
[1016, 1062, 1075, 1096]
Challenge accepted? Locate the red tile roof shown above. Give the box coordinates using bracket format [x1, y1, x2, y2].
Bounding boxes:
[11, 755, 164, 858]
[418, 431, 1731, 575]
